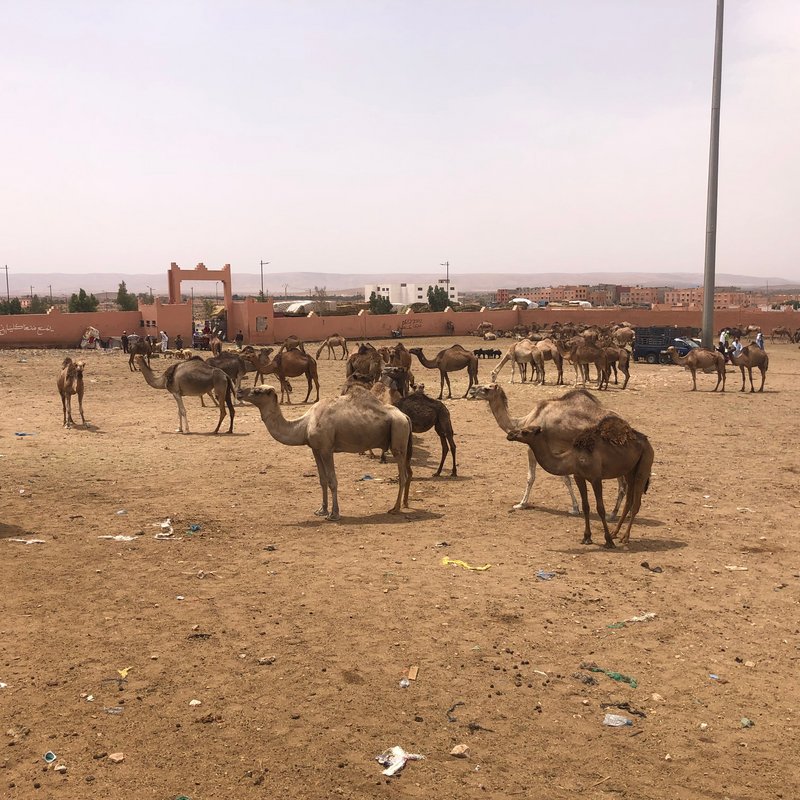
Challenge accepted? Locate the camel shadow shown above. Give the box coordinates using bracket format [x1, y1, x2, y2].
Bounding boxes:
[159, 431, 251, 436]
[555, 536, 687, 555]
[0, 522, 33, 540]
[515, 505, 664, 529]
[289, 509, 444, 528]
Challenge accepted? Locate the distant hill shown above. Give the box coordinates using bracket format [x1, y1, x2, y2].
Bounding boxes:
[6, 270, 796, 298]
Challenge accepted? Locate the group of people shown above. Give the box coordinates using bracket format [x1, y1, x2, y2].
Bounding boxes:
[120, 330, 183, 353]
[717, 327, 764, 363]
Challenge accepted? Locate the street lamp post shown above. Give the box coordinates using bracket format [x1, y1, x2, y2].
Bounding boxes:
[215, 282, 219, 303]
[259, 260, 270, 300]
[440, 261, 450, 300]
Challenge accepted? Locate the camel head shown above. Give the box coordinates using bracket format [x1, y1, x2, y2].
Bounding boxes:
[507, 426, 541, 444]
[408, 347, 423, 356]
[239, 385, 279, 407]
[467, 383, 503, 402]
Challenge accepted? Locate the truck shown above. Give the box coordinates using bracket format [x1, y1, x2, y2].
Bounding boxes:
[633, 326, 700, 364]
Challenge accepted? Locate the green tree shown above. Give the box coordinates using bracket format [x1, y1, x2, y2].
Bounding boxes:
[368, 291, 393, 314]
[67, 288, 99, 313]
[137, 292, 155, 305]
[0, 298, 24, 315]
[116, 281, 138, 311]
[28, 294, 49, 314]
[202, 298, 215, 319]
[427, 285, 450, 312]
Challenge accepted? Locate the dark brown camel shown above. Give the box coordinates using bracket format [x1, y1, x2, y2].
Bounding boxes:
[128, 338, 152, 371]
[409, 345, 478, 399]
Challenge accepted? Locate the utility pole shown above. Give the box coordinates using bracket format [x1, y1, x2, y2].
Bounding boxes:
[701, 0, 725, 349]
[49, 284, 53, 303]
[260, 260, 270, 300]
[440, 261, 450, 300]
[30, 285, 34, 301]
[283, 283, 289, 298]
[147, 285, 153, 300]
[2, 265, 9, 302]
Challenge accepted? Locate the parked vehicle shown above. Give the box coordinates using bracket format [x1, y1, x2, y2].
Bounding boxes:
[633, 327, 699, 364]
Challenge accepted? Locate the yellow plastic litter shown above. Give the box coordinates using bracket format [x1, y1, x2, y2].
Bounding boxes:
[441, 557, 491, 571]
[117, 667, 133, 679]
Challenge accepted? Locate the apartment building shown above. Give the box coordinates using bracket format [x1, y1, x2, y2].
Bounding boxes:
[365, 278, 459, 306]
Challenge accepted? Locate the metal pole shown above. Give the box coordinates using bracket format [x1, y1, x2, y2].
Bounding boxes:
[260, 260, 270, 300]
[49, 284, 52, 302]
[440, 261, 450, 299]
[3, 265, 9, 302]
[701, 0, 724, 349]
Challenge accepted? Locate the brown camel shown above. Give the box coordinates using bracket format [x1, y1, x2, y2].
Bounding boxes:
[612, 326, 635, 347]
[602, 344, 631, 389]
[207, 352, 249, 398]
[57, 357, 86, 428]
[770, 326, 792, 343]
[241, 385, 412, 521]
[468, 383, 625, 517]
[666, 346, 726, 392]
[507, 415, 653, 547]
[315, 334, 348, 360]
[134, 355, 234, 433]
[491, 341, 544, 385]
[556, 338, 610, 388]
[277, 335, 306, 355]
[395, 389, 457, 477]
[209, 335, 223, 357]
[128, 338, 152, 371]
[729, 345, 769, 392]
[346, 343, 383, 384]
[532, 338, 565, 385]
[239, 347, 276, 386]
[409, 345, 479, 399]
[250, 349, 320, 404]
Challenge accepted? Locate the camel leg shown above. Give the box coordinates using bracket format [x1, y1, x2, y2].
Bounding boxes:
[174, 395, 189, 433]
[444, 372, 453, 399]
[611, 364, 618, 384]
[437, 372, 445, 400]
[433, 430, 448, 477]
[562, 475, 581, 515]
[443, 428, 457, 477]
[620, 365, 630, 390]
[608, 478, 625, 522]
[319, 451, 340, 521]
[303, 372, 312, 403]
[758, 366, 765, 392]
[60, 391, 69, 428]
[77, 386, 86, 426]
[591, 479, 614, 549]
[739, 366, 746, 392]
[575, 477, 594, 545]
[690, 368, 697, 391]
[389, 427, 413, 512]
[311, 449, 330, 518]
[212, 388, 227, 433]
[514, 449, 538, 510]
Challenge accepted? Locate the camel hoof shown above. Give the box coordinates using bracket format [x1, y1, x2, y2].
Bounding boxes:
[569, 508, 582, 517]
[604, 541, 617, 549]
[581, 538, 593, 545]
[325, 512, 340, 521]
[512, 503, 531, 511]
[314, 508, 328, 517]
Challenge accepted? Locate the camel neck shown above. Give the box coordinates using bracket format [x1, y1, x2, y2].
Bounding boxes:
[414, 350, 437, 369]
[525, 436, 569, 476]
[257, 402, 308, 446]
[138, 362, 167, 389]
[487, 393, 520, 432]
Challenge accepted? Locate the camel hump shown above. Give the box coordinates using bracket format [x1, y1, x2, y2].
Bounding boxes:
[61, 357, 74, 369]
[574, 416, 636, 452]
[559, 388, 599, 404]
[163, 362, 181, 390]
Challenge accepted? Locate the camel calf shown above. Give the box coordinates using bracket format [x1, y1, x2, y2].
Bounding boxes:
[57, 357, 86, 428]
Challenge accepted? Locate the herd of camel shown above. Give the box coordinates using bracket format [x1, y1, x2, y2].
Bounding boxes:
[54, 322, 784, 546]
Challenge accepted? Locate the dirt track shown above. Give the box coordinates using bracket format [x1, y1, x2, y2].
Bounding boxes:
[1, 338, 798, 799]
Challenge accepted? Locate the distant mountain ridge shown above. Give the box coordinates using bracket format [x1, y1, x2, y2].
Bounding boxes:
[7, 270, 796, 297]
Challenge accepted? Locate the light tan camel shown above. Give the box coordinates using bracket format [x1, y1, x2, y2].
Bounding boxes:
[491, 341, 544, 384]
[507, 415, 653, 547]
[277, 335, 306, 355]
[468, 383, 625, 517]
[128, 339, 152, 371]
[209, 335, 223, 357]
[601, 344, 631, 389]
[57, 357, 86, 428]
[346, 343, 383, 384]
[612, 326, 635, 347]
[315, 334, 348, 360]
[409, 345, 479, 399]
[729, 345, 769, 392]
[241, 385, 412, 521]
[134, 355, 234, 433]
[246, 349, 320, 404]
[666, 346, 725, 392]
[533, 338, 565, 385]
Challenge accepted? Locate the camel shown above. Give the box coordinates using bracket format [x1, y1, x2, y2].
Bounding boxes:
[241, 385, 412, 521]
[239, 347, 276, 386]
[277, 335, 306, 355]
[251, 350, 320, 404]
[409, 345, 479, 399]
[556, 338, 609, 389]
[507, 415, 653, 547]
[468, 383, 625, 517]
[729, 345, 769, 392]
[128, 338, 152, 371]
[209, 335, 223, 357]
[533, 338, 565, 385]
[770, 326, 793, 343]
[346, 343, 383, 384]
[134, 355, 234, 433]
[207, 352, 249, 398]
[602, 345, 631, 389]
[491, 341, 544, 385]
[57, 357, 86, 428]
[665, 346, 725, 392]
[315, 334, 348, 360]
[395, 389, 457, 477]
[612, 326, 635, 347]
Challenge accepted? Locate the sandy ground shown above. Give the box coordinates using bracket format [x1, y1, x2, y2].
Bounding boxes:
[0, 337, 798, 800]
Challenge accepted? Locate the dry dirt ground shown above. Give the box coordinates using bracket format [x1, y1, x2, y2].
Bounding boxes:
[1, 337, 798, 800]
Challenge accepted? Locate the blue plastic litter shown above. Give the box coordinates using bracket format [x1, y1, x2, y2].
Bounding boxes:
[536, 571, 556, 581]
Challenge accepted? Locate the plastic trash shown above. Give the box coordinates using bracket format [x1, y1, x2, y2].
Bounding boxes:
[375, 745, 425, 776]
[580, 662, 638, 688]
[603, 714, 633, 727]
[358, 474, 374, 481]
[399, 678, 410, 689]
[98, 535, 136, 542]
[43, 751, 57, 764]
[0, 682, 7, 689]
[187, 524, 201, 533]
[608, 612, 657, 629]
[640, 561, 663, 573]
[535, 570, 556, 581]
[441, 557, 491, 571]
[14, 432, 36, 436]
[741, 717, 754, 728]
[8, 538, 46, 545]
[104, 707, 124, 715]
[116, 510, 127, 516]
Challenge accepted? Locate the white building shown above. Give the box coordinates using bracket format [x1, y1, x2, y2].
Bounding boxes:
[364, 278, 459, 306]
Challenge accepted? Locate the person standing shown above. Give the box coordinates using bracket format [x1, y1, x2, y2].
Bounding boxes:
[732, 336, 743, 356]
[175, 334, 184, 350]
[121, 331, 129, 353]
[160, 330, 169, 352]
[235, 330, 244, 349]
[755, 331, 765, 350]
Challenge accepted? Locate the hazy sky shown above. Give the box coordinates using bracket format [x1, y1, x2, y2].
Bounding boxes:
[3, 1, 799, 279]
